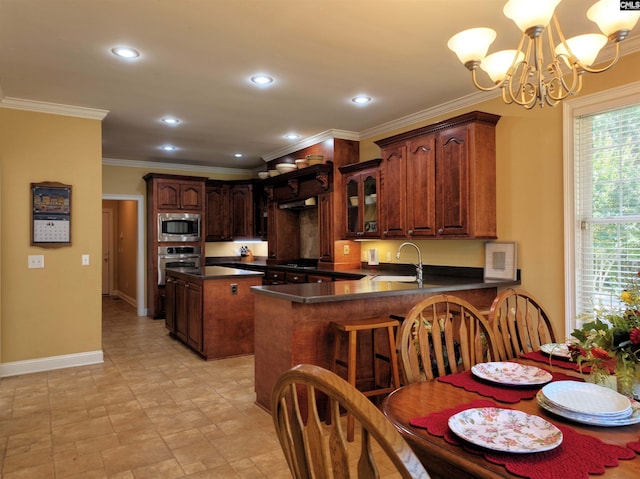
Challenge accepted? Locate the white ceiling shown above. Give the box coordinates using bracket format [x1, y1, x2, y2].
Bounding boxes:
[1, 0, 638, 172]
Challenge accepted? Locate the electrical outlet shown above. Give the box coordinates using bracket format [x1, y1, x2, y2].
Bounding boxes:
[230, 283, 238, 295]
[343, 244, 350, 255]
[28, 255, 44, 269]
[82, 254, 90, 266]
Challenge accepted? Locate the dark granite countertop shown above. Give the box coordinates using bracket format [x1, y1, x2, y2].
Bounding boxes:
[166, 265, 264, 280]
[250, 275, 519, 304]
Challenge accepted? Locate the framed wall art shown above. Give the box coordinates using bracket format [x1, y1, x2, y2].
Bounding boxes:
[484, 241, 517, 281]
[31, 182, 72, 247]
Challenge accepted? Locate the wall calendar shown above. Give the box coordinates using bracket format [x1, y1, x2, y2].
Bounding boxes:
[31, 182, 72, 247]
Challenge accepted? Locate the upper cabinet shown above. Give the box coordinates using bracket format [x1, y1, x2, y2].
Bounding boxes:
[375, 111, 500, 240]
[339, 158, 381, 238]
[154, 177, 205, 211]
[205, 181, 254, 242]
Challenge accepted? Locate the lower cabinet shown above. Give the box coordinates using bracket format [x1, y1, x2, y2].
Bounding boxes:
[165, 271, 261, 359]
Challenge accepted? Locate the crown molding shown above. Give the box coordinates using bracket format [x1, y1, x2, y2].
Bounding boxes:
[261, 129, 360, 162]
[102, 157, 252, 176]
[0, 97, 109, 120]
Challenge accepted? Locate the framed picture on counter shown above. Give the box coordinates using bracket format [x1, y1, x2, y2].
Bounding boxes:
[31, 182, 72, 247]
[484, 241, 517, 280]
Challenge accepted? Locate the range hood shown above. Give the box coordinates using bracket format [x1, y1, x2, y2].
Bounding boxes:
[278, 197, 317, 210]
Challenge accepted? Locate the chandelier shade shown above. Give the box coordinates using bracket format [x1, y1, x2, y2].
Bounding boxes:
[448, 0, 640, 109]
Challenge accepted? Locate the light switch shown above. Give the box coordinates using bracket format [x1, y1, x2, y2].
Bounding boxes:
[82, 254, 90, 266]
[28, 255, 44, 269]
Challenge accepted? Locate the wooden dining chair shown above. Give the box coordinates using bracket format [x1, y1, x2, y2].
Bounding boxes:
[396, 294, 500, 384]
[271, 364, 430, 479]
[488, 287, 559, 360]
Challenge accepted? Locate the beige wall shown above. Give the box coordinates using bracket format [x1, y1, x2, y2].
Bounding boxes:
[0, 108, 102, 363]
[359, 50, 640, 337]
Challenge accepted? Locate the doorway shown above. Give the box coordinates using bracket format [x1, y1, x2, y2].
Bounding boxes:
[102, 194, 145, 316]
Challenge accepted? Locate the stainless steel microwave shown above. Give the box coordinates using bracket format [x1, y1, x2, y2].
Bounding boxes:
[157, 213, 201, 242]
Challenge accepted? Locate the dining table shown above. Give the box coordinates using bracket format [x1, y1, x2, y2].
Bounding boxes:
[382, 356, 640, 479]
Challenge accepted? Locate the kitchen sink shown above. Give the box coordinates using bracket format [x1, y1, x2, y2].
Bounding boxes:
[370, 275, 418, 282]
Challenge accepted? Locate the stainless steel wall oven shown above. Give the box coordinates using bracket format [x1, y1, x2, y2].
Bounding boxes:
[157, 246, 202, 285]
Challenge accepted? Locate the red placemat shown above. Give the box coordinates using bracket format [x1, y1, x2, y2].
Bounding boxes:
[520, 351, 590, 372]
[410, 400, 636, 479]
[628, 438, 640, 454]
[437, 369, 581, 403]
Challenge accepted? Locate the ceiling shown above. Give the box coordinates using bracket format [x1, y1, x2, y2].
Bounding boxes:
[1, 0, 638, 172]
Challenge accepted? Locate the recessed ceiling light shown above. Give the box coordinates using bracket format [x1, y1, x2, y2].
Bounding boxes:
[161, 145, 177, 151]
[161, 117, 180, 125]
[234, 153, 243, 158]
[284, 133, 300, 140]
[251, 75, 274, 85]
[352, 96, 372, 105]
[111, 47, 140, 59]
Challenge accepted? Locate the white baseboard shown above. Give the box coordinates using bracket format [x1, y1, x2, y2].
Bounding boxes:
[0, 350, 104, 378]
[113, 290, 136, 308]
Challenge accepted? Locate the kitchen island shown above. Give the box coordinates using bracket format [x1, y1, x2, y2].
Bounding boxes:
[165, 266, 263, 360]
[250, 270, 520, 411]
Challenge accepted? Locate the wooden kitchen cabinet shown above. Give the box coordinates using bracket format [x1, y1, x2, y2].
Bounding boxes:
[165, 276, 176, 333]
[339, 158, 381, 238]
[165, 269, 262, 360]
[186, 281, 203, 352]
[205, 181, 254, 241]
[318, 193, 333, 262]
[376, 111, 500, 239]
[266, 201, 300, 261]
[155, 177, 204, 211]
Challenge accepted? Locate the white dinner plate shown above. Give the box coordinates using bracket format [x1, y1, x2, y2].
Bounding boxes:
[448, 407, 563, 453]
[536, 391, 640, 427]
[541, 381, 632, 417]
[471, 362, 552, 386]
[540, 343, 572, 359]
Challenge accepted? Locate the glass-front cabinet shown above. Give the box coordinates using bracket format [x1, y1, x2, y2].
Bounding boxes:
[339, 158, 381, 238]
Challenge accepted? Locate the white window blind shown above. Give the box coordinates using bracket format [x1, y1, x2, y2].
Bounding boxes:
[574, 103, 640, 324]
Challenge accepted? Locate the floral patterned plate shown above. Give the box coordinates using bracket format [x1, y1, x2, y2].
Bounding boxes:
[448, 407, 563, 453]
[540, 342, 572, 359]
[471, 362, 553, 386]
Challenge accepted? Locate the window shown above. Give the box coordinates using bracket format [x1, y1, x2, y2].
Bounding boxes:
[564, 82, 640, 336]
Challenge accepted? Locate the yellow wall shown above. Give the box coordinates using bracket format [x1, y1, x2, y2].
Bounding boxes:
[0, 108, 102, 363]
[359, 50, 640, 337]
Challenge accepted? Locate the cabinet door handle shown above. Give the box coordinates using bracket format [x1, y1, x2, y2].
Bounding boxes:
[438, 228, 444, 234]
[293, 276, 299, 281]
[383, 230, 388, 236]
[408, 229, 414, 234]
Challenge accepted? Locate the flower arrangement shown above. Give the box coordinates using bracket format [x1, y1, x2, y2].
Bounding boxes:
[569, 272, 640, 397]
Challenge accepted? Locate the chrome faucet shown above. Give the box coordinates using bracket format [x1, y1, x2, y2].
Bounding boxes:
[396, 242, 423, 284]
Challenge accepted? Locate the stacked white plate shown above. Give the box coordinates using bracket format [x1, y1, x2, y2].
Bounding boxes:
[537, 380, 640, 426]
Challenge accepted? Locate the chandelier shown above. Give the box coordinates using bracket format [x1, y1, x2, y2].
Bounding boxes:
[447, 0, 640, 109]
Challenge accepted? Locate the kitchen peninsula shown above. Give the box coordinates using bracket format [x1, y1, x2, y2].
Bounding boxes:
[165, 266, 263, 360]
[250, 268, 520, 411]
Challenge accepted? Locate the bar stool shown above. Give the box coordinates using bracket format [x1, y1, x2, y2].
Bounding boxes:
[330, 317, 401, 441]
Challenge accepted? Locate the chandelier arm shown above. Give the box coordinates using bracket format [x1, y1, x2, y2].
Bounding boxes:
[469, 68, 505, 92]
[546, 60, 579, 102]
[577, 42, 621, 74]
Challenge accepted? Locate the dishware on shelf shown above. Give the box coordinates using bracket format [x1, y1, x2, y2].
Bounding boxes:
[448, 407, 563, 453]
[540, 342, 572, 359]
[257, 171, 269, 179]
[275, 163, 297, 174]
[540, 381, 632, 417]
[306, 154, 324, 165]
[268, 169, 280, 177]
[537, 391, 640, 426]
[295, 158, 309, 169]
[349, 196, 358, 206]
[365, 193, 377, 205]
[471, 362, 552, 386]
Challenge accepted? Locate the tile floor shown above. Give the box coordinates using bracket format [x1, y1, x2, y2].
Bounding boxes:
[0, 297, 292, 479]
[0, 297, 406, 479]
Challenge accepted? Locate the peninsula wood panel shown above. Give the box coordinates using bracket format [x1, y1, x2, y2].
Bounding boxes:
[253, 286, 497, 412]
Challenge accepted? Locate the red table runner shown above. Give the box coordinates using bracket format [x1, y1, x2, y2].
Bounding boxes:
[438, 369, 581, 403]
[520, 350, 591, 372]
[410, 400, 636, 479]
